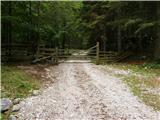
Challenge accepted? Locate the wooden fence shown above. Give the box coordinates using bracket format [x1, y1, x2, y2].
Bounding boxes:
[1, 42, 132, 64]
[1, 44, 36, 62]
[90, 42, 132, 64]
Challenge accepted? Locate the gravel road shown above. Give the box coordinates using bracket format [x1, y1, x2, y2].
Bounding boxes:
[17, 61, 160, 120]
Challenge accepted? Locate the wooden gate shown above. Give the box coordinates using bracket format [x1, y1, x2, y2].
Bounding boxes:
[32, 43, 98, 64]
[32, 42, 132, 64]
[57, 44, 98, 63]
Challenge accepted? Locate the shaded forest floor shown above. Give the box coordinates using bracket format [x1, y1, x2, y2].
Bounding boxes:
[2, 60, 159, 120]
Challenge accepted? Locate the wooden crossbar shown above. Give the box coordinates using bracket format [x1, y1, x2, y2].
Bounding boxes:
[39, 48, 55, 52]
[32, 56, 52, 63]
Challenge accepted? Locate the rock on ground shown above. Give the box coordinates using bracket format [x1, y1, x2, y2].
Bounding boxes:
[9, 115, 17, 120]
[32, 90, 39, 96]
[13, 98, 21, 105]
[12, 104, 21, 112]
[1, 98, 12, 112]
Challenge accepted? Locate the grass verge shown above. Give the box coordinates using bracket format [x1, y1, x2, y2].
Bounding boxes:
[1, 65, 42, 120]
[1, 66, 41, 98]
[105, 62, 160, 111]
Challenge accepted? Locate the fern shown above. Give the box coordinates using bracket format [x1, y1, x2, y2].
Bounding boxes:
[124, 18, 142, 29]
[88, 15, 105, 28]
[135, 22, 155, 34]
[106, 19, 128, 29]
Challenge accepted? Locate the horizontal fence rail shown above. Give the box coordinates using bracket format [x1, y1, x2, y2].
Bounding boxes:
[2, 42, 132, 64]
[1, 44, 36, 62]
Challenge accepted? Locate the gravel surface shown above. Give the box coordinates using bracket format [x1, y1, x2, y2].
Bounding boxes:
[17, 61, 160, 120]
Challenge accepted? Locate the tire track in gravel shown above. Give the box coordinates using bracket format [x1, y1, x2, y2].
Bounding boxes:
[73, 64, 110, 120]
[17, 62, 160, 120]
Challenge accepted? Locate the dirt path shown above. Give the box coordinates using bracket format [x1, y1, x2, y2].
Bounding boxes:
[17, 61, 160, 120]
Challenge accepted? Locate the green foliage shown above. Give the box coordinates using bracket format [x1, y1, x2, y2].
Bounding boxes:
[1, 1, 84, 49]
[124, 18, 143, 29]
[88, 15, 105, 28]
[81, 1, 160, 55]
[135, 22, 155, 34]
[106, 19, 128, 30]
[1, 1, 160, 60]
[141, 62, 160, 69]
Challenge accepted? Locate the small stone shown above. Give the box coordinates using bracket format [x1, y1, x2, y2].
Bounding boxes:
[41, 75, 45, 78]
[9, 115, 17, 120]
[32, 90, 39, 96]
[12, 105, 21, 112]
[13, 98, 21, 105]
[1, 98, 12, 112]
[45, 68, 50, 72]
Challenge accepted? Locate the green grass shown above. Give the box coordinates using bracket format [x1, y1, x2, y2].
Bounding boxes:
[108, 63, 160, 77]
[1, 66, 42, 98]
[142, 62, 160, 69]
[123, 75, 160, 111]
[1, 65, 42, 120]
[105, 62, 160, 111]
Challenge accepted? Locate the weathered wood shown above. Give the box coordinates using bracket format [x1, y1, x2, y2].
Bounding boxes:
[32, 56, 52, 63]
[58, 55, 96, 58]
[40, 52, 55, 56]
[55, 47, 58, 64]
[2, 44, 33, 47]
[113, 52, 132, 62]
[39, 48, 55, 52]
[99, 51, 115, 53]
[87, 45, 97, 52]
[99, 54, 116, 57]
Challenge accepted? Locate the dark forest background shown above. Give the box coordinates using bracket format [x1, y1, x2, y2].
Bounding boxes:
[1, 1, 160, 62]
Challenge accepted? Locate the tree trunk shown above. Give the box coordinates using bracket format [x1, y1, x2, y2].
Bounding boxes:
[117, 27, 122, 52]
[29, 2, 35, 59]
[36, 2, 40, 59]
[62, 21, 66, 50]
[102, 32, 107, 51]
[117, 4, 122, 52]
[28, 2, 32, 43]
[8, 2, 12, 62]
[154, 33, 160, 59]
[62, 33, 65, 49]
[154, 3, 160, 60]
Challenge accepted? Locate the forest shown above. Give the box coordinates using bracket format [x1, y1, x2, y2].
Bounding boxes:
[1, 1, 160, 62]
[1, 1, 160, 120]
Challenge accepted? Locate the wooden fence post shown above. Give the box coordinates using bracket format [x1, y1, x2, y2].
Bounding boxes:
[36, 45, 40, 60]
[96, 42, 100, 65]
[67, 48, 69, 55]
[55, 47, 58, 64]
